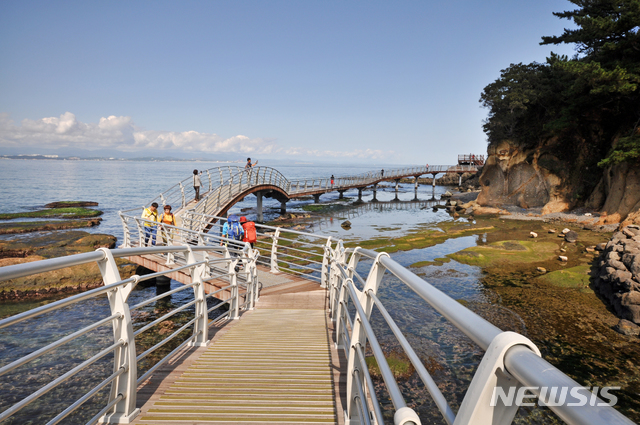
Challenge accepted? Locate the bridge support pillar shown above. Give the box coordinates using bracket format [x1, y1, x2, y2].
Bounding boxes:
[280, 200, 288, 214]
[371, 184, 378, 202]
[413, 176, 419, 201]
[431, 173, 437, 200]
[338, 190, 346, 199]
[354, 188, 364, 204]
[393, 179, 401, 202]
[314, 194, 321, 203]
[256, 191, 263, 223]
[459, 173, 463, 186]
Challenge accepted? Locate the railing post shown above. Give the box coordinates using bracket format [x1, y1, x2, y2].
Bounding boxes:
[206, 169, 212, 193]
[320, 237, 332, 289]
[184, 245, 210, 346]
[332, 242, 347, 328]
[134, 216, 145, 248]
[118, 212, 130, 248]
[228, 257, 240, 319]
[97, 248, 139, 424]
[270, 228, 281, 274]
[453, 332, 541, 425]
[179, 182, 186, 208]
[345, 251, 391, 425]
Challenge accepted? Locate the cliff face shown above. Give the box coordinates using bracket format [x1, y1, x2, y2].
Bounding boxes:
[476, 140, 640, 224]
[476, 140, 569, 213]
[587, 162, 640, 226]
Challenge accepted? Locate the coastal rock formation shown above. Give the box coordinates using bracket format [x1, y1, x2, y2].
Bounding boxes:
[476, 141, 640, 224]
[587, 162, 640, 226]
[476, 140, 566, 211]
[594, 225, 640, 324]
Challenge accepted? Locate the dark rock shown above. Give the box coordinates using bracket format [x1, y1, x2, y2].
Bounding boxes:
[596, 243, 607, 251]
[613, 319, 640, 336]
[341, 220, 352, 229]
[564, 230, 579, 243]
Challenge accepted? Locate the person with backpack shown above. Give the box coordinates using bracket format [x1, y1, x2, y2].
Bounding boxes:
[221, 214, 244, 247]
[158, 205, 176, 245]
[240, 216, 257, 248]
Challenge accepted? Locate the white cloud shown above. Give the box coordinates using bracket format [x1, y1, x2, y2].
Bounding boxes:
[0, 112, 393, 160]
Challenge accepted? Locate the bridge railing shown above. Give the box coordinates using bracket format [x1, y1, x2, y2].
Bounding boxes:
[326, 244, 633, 425]
[150, 211, 335, 286]
[119, 166, 244, 218]
[185, 166, 292, 230]
[117, 211, 635, 424]
[0, 243, 260, 425]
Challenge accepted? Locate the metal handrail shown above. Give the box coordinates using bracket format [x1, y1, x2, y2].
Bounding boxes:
[0, 241, 260, 424]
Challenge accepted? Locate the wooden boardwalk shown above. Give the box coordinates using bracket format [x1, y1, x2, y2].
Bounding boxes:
[132, 274, 346, 424]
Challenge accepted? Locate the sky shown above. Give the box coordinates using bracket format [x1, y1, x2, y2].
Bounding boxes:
[0, 0, 579, 165]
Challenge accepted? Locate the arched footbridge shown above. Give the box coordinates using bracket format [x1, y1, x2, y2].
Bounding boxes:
[121, 164, 480, 234]
[0, 166, 634, 425]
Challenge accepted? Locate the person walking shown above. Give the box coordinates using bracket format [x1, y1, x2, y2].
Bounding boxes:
[381, 169, 384, 177]
[330, 175, 334, 186]
[141, 203, 159, 246]
[159, 205, 176, 245]
[240, 216, 257, 248]
[193, 170, 201, 202]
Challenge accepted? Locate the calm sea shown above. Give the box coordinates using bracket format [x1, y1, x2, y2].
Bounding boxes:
[0, 158, 450, 241]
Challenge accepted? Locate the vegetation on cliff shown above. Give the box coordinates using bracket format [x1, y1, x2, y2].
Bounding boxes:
[480, 0, 639, 200]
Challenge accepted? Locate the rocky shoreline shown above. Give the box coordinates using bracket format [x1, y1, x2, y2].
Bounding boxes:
[594, 225, 640, 335]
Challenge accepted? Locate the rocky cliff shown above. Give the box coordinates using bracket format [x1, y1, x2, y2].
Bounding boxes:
[476, 139, 640, 224]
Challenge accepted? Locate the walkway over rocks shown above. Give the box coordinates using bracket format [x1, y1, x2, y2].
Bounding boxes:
[133, 276, 344, 425]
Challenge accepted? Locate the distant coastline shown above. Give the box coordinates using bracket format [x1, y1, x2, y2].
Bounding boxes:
[0, 154, 242, 163]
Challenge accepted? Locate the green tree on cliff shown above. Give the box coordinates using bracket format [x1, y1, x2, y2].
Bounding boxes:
[481, 0, 640, 168]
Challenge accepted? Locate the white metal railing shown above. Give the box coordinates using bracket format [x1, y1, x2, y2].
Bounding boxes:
[122, 165, 484, 234]
[0, 240, 260, 425]
[326, 244, 634, 425]
[116, 210, 634, 425]
[119, 166, 244, 216]
[119, 210, 333, 287]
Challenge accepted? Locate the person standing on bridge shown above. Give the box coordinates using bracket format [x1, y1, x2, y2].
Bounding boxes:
[142, 203, 159, 246]
[330, 175, 334, 186]
[381, 169, 384, 177]
[245, 158, 258, 169]
[193, 170, 201, 202]
[159, 205, 176, 245]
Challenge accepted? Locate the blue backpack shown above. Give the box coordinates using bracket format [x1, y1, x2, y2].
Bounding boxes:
[227, 215, 244, 241]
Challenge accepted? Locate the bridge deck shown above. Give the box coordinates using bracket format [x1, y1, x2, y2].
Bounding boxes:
[131, 273, 346, 425]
